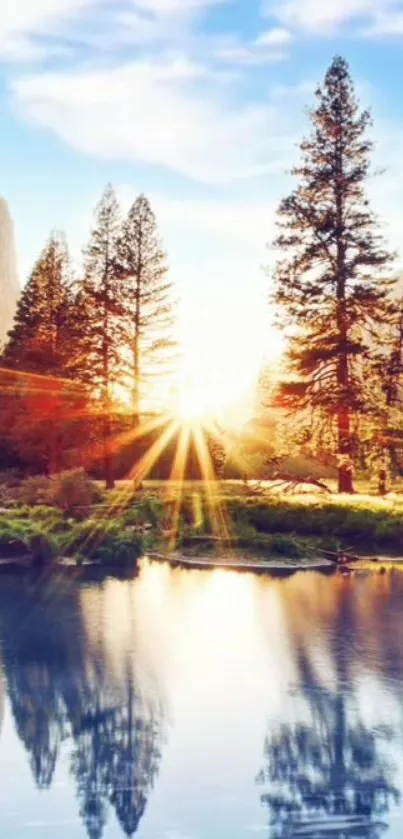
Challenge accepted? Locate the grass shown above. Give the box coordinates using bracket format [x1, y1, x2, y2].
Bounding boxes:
[2, 477, 403, 567]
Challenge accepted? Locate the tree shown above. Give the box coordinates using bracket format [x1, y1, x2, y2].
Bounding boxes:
[75, 185, 124, 488]
[117, 195, 177, 425]
[271, 56, 394, 493]
[0, 233, 88, 473]
[3, 231, 72, 374]
[362, 298, 403, 493]
[0, 368, 90, 474]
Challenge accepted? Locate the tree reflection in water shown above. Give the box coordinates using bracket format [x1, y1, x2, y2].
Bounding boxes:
[257, 574, 401, 838]
[0, 576, 165, 839]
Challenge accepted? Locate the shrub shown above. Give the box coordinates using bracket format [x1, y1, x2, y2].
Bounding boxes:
[58, 520, 144, 566]
[0, 469, 24, 507]
[49, 470, 102, 516]
[19, 475, 52, 506]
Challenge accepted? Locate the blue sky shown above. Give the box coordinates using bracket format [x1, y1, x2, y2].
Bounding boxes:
[1, 0, 403, 412]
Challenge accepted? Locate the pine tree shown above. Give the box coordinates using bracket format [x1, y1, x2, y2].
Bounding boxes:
[0, 232, 87, 474]
[271, 56, 394, 493]
[3, 231, 72, 373]
[117, 195, 177, 425]
[362, 299, 403, 493]
[74, 184, 124, 488]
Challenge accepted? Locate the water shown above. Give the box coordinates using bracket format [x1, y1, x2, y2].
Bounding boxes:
[0, 563, 402, 838]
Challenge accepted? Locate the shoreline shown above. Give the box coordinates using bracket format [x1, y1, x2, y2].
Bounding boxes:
[0, 545, 401, 579]
[147, 551, 403, 576]
[2, 481, 403, 577]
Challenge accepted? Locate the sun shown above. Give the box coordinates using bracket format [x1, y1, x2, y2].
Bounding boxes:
[176, 386, 212, 423]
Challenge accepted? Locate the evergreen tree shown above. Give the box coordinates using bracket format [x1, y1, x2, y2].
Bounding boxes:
[117, 195, 177, 424]
[0, 232, 88, 474]
[271, 56, 394, 493]
[76, 185, 124, 488]
[3, 231, 72, 373]
[362, 299, 403, 493]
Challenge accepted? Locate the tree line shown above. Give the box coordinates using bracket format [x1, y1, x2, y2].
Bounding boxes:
[1, 55, 403, 494]
[269, 55, 403, 494]
[0, 188, 177, 486]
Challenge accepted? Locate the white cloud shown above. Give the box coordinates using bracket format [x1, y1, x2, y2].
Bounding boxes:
[135, 0, 227, 11]
[0, 0, 230, 62]
[254, 27, 293, 46]
[13, 56, 297, 182]
[0, 0, 97, 59]
[366, 10, 403, 35]
[271, 0, 403, 33]
[213, 27, 293, 65]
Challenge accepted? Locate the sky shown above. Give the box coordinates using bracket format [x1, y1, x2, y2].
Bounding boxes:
[2, 0, 403, 416]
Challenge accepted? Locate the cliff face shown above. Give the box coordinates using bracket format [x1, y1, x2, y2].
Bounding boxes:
[0, 196, 20, 348]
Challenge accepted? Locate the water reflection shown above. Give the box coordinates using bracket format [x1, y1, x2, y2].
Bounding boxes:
[0, 566, 402, 837]
[257, 573, 403, 838]
[0, 575, 164, 838]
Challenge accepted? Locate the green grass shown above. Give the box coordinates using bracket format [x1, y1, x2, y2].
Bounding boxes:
[102, 482, 403, 555]
[2, 479, 403, 565]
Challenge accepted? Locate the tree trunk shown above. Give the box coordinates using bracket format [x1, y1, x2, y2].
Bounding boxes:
[49, 439, 61, 476]
[338, 406, 354, 493]
[133, 268, 141, 429]
[335, 126, 354, 495]
[378, 448, 389, 496]
[103, 409, 114, 490]
[48, 420, 62, 476]
[378, 467, 387, 496]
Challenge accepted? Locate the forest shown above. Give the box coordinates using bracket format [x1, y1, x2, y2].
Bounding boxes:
[1, 56, 403, 502]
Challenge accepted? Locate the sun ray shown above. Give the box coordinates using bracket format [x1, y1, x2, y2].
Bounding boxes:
[51, 416, 179, 562]
[0, 366, 78, 387]
[75, 413, 170, 471]
[205, 419, 264, 482]
[192, 423, 231, 545]
[168, 423, 192, 551]
[61, 419, 180, 561]
[128, 419, 180, 486]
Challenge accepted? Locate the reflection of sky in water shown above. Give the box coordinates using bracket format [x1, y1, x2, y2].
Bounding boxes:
[0, 565, 402, 837]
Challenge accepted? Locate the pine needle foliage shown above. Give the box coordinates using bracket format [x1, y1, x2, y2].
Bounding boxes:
[118, 194, 177, 423]
[271, 56, 395, 493]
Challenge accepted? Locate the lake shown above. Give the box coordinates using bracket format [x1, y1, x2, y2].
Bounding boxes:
[0, 561, 402, 838]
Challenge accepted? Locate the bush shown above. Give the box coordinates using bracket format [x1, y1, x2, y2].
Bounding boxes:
[19, 475, 52, 506]
[58, 520, 144, 567]
[49, 470, 102, 516]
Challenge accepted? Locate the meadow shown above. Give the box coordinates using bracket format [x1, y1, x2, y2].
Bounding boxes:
[1, 474, 403, 568]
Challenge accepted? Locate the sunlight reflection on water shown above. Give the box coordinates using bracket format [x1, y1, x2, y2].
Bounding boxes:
[0, 564, 402, 837]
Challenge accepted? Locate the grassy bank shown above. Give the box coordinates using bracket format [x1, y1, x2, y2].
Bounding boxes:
[1, 474, 403, 570]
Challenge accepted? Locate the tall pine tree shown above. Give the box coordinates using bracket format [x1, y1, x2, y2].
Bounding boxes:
[75, 184, 124, 488]
[271, 56, 394, 493]
[117, 195, 177, 425]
